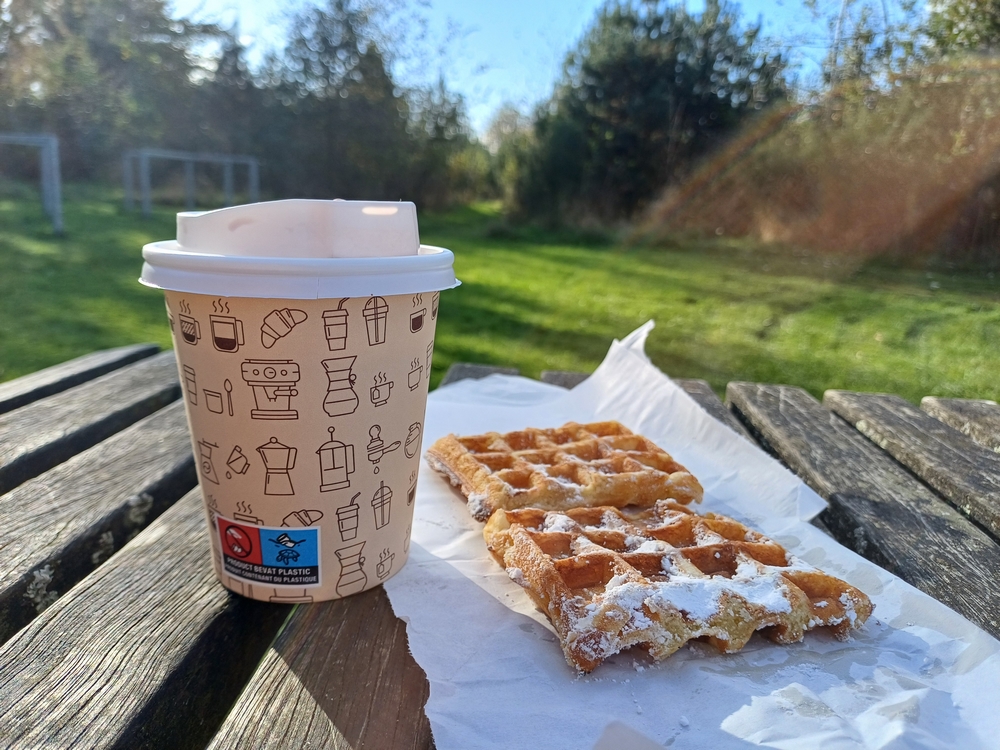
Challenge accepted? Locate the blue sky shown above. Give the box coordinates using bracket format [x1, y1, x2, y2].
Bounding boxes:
[168, 0, 849, 134]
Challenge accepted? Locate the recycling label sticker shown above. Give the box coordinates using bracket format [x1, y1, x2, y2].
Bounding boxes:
[217, 516, 321, 587]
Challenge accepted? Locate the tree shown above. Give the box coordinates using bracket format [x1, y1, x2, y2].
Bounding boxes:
[405, 78, 480, 207]
[927, 0, 1000, 52]
[257, 0, 475, 206]
[514, 0, 786, 220]
[485, 105, 533, 208]
[0, 0, 223, 177]
[809, 0, 925, 91]
[0, 0, 480, 207]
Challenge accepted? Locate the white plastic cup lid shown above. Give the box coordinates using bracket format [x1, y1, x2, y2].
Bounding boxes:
[139, 199, 459, 299]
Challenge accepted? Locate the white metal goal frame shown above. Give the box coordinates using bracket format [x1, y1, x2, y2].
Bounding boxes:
[123, 148, 260, 216]
[0, 133, 63, 234]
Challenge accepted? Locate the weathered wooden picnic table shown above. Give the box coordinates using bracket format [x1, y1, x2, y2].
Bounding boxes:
[1, 346, 999, 748]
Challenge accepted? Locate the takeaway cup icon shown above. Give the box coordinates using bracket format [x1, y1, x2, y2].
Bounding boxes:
[364, 297, 389, 346]
[323, 299, 350, 351]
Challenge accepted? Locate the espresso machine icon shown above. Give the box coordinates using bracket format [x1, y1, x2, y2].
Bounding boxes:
[241, 360, 300, 420]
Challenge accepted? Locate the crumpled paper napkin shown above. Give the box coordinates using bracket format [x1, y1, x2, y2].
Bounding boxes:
[385, 322, 1000, 749]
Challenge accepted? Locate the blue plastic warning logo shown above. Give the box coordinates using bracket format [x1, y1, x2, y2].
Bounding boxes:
[218, 516, 321, 587]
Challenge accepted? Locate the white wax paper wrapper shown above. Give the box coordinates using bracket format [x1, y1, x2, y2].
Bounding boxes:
[384, 322, 1000, 749]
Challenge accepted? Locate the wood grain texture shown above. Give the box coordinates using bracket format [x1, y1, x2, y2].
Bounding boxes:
[0, 350, 180, 496]
[668, 379, 832, 534]
[439, 362, 518, 386]
[0, 490, 292, 750]
[208, 586, 432, 750]
[826, 390, 1000, 539]
[727, 382, 1000, 638]
[0, 401, 196, 645]
[0, 343, 159, 415]
[673, 378, 755, 441]
[921, 397, 1000, 453]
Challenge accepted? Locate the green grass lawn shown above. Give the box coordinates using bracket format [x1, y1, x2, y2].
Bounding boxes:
[2, 184, 999, 403]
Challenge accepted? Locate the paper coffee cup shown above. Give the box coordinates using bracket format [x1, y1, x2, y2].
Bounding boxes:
[140, 200, 457, 603]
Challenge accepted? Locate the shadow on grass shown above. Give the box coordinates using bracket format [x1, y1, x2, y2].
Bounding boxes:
[430, 279, 620, 381]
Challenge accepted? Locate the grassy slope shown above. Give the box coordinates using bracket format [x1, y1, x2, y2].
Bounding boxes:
[426, 205, 1000, 402]
[1, 189, 998, 402]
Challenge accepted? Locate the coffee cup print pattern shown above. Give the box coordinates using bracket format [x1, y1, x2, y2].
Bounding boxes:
[167, 290, 438, 602]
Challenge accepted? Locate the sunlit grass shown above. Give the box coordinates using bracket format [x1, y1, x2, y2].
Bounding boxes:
[0, 189, 998, 402]
[425, 203, 1000, 401]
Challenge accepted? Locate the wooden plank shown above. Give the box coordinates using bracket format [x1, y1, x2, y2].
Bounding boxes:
[726, 382, 1000, 638]
[921, 396, 1000, 453]
[0, 401, 196, 645]
[666, 378, 830, 534]
[0, 350, 180, 496]
[0, 489, 292, 749]
[0, 343, 159, 415]
[439, 362, 518, 387]
[208, 586, 431, 750]
[673, 378, 754, 441]
[825, 390, 1000, 540]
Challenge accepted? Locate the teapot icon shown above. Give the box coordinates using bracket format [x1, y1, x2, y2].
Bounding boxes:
[404, 422, 421, 458]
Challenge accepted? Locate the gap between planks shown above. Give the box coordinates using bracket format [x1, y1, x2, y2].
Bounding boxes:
[0, 350, 180, 497]
[0, 489, 292, 750]
[0, 401, 196, 646]
[0, 343, 159, 415]
[825, 390, 1000, 541]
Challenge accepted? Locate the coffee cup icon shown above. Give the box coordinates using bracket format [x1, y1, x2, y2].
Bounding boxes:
[407, 359, 423, 391]
[376, 549, 395, 580]
[179, 314, 201, 345]
[409, 309, 426, 333]
[370, 378, 393, 407]
[210, 315, 245, 353]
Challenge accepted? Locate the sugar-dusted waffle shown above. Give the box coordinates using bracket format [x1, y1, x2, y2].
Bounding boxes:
[484, 501, 873, 673]
[425, 421, 703, 521]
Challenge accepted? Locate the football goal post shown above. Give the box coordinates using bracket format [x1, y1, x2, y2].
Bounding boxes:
[0, 133, 63, 234]
[122, 148, 260, 216]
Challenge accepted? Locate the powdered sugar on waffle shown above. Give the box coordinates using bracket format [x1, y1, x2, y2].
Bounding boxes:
[542, 513, 578, 533]
[569, 559, 795, 646]
[484, 504, 874, 672]
[467, 492, 491, 521]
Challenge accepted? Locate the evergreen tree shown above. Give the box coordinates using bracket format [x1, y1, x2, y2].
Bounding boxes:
[517, 0, 786, 220]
